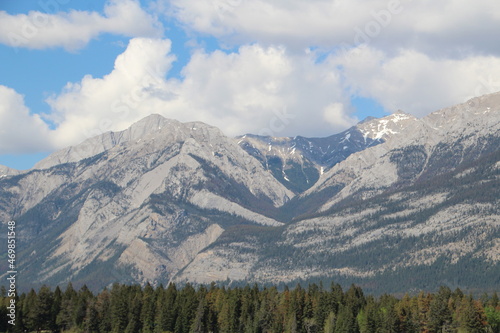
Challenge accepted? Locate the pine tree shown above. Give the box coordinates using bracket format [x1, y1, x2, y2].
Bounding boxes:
[57, 282, 77, 331]
[416, 291, 431, 330]
[84, 299, 101, 333]
[97, 288, 112, 333]
[324, 311, 336, 333]
[330, 283, 343, 315]
[395, 294, 419, 333]
[111, 283, 129, 332]
[334, 305, 357, 333]
[484, 305, 500, 333]
[22, 289, 37, 332]
[74, 284, 93, 328]
[344, 285, 365, 318]
[239, 285, 256, 332]
[457, 295, 487, 332]
[218, 293, 232, 333]
[428, 287, 452, 332]
[141, 282, 156, 333]
[303, 317, 318, 333]
[32, 285, 54, 331]
[155, 282, 178, 332]
[125, 292, 143, 333]
[380, 303, 399, 333]
[175, 283, 198, 333]
[51, 286, 62, 331]
[313, 288, 329, 333]
[190, 297, 209, 333]
[357, 299, 378, 333]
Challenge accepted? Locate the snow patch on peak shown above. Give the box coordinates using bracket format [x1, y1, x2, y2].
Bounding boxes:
[390, 110, 414, 122]
[340, 133, 351, 143]
[356, 111, 418, 141]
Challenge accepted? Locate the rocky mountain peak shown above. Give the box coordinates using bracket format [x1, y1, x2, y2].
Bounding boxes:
[33, 114, 173, 170]
[0, 92, 498, 293]
[413, 91, 500, 148]
[0, 165, 20, 177]
[356, 110, 419, 141]
[33, 115, 227, 170]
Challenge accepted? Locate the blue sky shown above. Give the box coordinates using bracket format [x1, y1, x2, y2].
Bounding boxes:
[1, 0, 499, 170]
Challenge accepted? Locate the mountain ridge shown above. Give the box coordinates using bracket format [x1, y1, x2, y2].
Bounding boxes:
[1, 91, 499, 293]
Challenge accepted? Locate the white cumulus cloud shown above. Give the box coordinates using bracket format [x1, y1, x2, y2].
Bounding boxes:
[167, 0, 500, 57]
[333, 46, 500, 116]
[7, 35, 500, 153]
[46, 38, 176, 147]
[0, 86, 52, 154]
[45, 38, 356, 148]
[0, 0, 163, 51]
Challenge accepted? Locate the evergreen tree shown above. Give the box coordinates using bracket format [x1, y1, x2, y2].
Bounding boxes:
[284, 312, 298, 333]
[344, 285, 365, 317]
[357, 298, 378, 333]
[97, 288, 112, 333]
[303, 317, 318, 333]
[74, 284, 93, 328]
[239, 285, 256, 333]
[334, 305, 357, 333]
[33, 285, 54, 331]
[428, 287, 452, 332]
[329, 283, 343, 315]
[22, 289, 37, 332]
[395, 294, 419, 333]
[175, 283, 198, 333]
[255, 293, 274, 332]
[141, 282, 156, 333]
[416, 291, 432, 331]
[457, 295, 487, 332]
[190, 297, 209, 333]
[155, 282, 178, 332]
[51, 286, 62, 332]
[125, 292, 143, 333]
[324, 311, 336, 333]
[485, 305, 500, 333]
[110, 283, 129, 332]
[57, 282, 77, 331]
[380, 303, 399, 333]
[314, 289, 329, 333]
[84, 300, 101, 333]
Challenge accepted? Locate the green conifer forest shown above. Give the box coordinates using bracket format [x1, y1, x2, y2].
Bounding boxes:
[1, 282, 500, 332]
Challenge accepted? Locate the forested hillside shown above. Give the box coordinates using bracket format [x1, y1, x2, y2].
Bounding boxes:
[1, 283, 499, 332]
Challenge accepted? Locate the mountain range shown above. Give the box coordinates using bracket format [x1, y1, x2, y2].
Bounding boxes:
[1, 92, 499, 294]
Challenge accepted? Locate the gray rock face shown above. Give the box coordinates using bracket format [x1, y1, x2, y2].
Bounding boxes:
[0, 165, 20, 177]
[175, 93, 500, 292]
[0, 92, 499, 293]
[0, 115, 292, 289]
[236, 111, 418, 193]
[34, 114, 172, 169]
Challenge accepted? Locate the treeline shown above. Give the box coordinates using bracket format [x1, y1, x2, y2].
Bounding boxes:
[1, 282, 500, 333]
